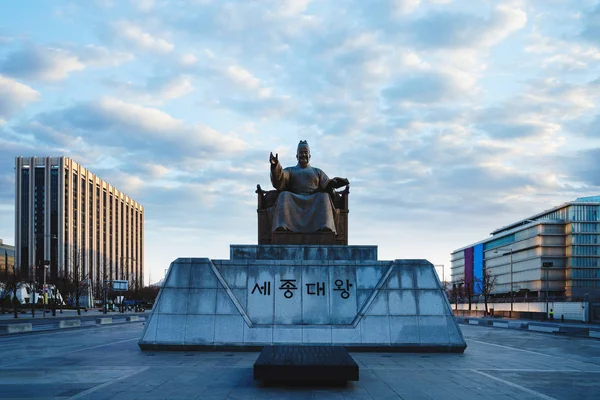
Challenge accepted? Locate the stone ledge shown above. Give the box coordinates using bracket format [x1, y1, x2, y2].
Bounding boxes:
[96, 318, 113, 325]
[138, 343, 467, 353]
[58, 320, 81, 329]
[230, 245, 378, 261]
[0, 323, 32, 335]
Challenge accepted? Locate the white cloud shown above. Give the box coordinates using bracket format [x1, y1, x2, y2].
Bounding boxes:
[179, 53, 198, 66]
[408, 4, 527, 49]
[394, 0, 421, 15]
[0, 44, 133, 82]
[0, 46, 85, 81]
[111, 75, 194, 104]
[226, 65, 261, 90]
[112, 21, 174, 53]
[0, 75, 40, 118]
[96, 97, 183, 132]
[480, 5, 527, 46]
[78, 44, 134, 67]
[130, 0, 155, 12]
[276, 0, 312, 16]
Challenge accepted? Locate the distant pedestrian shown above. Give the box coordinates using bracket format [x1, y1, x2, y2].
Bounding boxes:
[549, 308, 554, 320]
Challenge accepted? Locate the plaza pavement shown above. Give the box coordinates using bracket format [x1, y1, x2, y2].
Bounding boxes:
[0, 318, 599, 400]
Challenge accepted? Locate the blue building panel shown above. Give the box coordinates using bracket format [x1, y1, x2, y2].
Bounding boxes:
[473, 243, 484, 295]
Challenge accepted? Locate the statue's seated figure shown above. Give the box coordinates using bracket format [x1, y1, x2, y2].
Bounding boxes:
[256, 140, 349, 245]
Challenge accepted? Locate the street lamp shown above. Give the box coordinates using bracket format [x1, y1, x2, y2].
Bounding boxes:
[42, 260, 50, 316]
[494, 246, 514, 316]
[34, 234, 57, 318]
[542, 262, 553, 318]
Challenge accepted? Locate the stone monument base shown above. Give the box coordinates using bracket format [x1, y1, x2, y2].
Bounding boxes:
[138, 245, 466, 353]
[254, 345, 359, 383]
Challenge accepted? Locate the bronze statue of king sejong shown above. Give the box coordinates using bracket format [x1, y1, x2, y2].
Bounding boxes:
[268, 140, 349, 234]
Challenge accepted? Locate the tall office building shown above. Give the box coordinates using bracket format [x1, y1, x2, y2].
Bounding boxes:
[15, 157, 144, 305]
[451, 196, 600, 300]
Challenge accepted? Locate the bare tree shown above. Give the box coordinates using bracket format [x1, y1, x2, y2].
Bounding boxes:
[20, 278, 37, 318]
[0, 263, 18, 316]
[59, 246, 90, 316]
[475, 268, 498, 317]
[71, 247, 89, 316]
[2, 266, 27, 319]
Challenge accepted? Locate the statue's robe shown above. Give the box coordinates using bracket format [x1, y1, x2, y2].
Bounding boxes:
[269, 163, 337, 233]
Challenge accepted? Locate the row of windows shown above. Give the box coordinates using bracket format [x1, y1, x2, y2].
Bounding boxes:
[571, 234, 600, 244]
[540, 208, 569, 221]
[571, 268, 599, 279]
[570, 205, 600, 222]
[572, 280, 600, 288]
[571, 246, 600, 256]
[568, 223, 600, 233]
[571, 257, 600, 267]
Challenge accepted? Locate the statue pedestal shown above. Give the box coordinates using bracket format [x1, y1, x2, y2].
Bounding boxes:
[138, 245, 466, 353]
[271, 231, 336, 245]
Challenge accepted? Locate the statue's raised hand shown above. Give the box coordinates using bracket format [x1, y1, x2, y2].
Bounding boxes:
[269, 152, 279, 166]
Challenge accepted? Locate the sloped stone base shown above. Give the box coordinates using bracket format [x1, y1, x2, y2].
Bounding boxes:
[138, 246, 466, 353]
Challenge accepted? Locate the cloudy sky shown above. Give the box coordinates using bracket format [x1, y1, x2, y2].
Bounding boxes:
[1, 0, 600, 285]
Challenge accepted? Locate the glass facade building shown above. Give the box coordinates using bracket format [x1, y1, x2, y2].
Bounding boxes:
[15, 157, 144, 305]
[450, 196, 600, 300]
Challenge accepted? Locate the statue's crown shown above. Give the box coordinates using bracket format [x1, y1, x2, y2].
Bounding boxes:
[297, 140, 310, 150]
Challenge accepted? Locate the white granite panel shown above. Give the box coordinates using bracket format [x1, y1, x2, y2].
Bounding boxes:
[189, 263, 218, 289]
[155, 314, 186, 343]
[331, 326, 362, 344]
[187, 289, 217, 315]
[247, 266, 275, 324]
[304, 246, 327, 260]
[400, 267, 415, 289]
[302, 266, 330, 324]
[281, 247, 304, 260]
[418, 316, 449, 344]
[214, 315, 244, 344]
[330, 246, 351, 260]
[385, 269, 401, 289]
[243, 325, 273, 344]
[158, 288, 190, 314]
[360, 315, 391, 344]
[357, 289, 373, 313]
[302, 326, 332, 344]
[216, 289, 239, 315]
[140, 313, 158, 343]
[217, 264, 248, 289]
[417, 290, 447, 315]
[356, 265, 386, 289]
[233, 289, 246, 309]
[446, 316, 464, 345]
[329, 265, 357, 324]
[164, 263, 192, 288]
[365, 289, 388, 316]
[184, 315, 215, 344]
[415, 266, 439, 289]
[231, 246, 256, 260]
[272, 327, 302, 344]
[257, 246, 281, 260]
[389, 316, 419, 344]
[274, 266, 302, 324]
[388, 290, 417, 315]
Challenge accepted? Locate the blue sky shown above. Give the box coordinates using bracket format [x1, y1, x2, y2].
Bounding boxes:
[1, 0, 600, 285]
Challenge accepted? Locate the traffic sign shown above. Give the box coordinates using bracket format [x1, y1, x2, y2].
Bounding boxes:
[112, 280, 129, 291]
